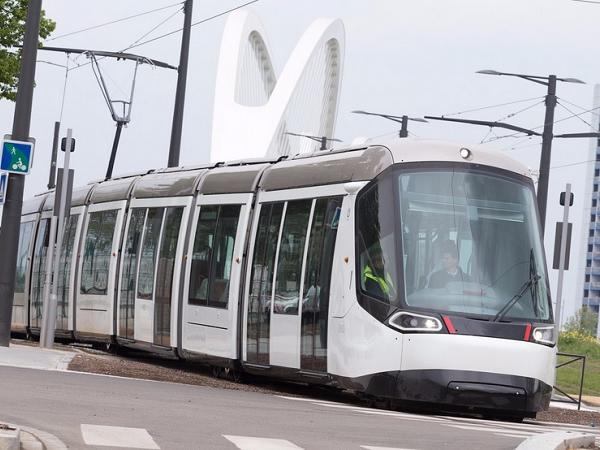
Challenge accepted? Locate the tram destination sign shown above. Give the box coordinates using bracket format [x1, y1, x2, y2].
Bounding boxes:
[1, 138, 34, 175]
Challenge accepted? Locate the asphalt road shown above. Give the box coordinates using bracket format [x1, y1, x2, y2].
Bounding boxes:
[0, 365, 597, 450]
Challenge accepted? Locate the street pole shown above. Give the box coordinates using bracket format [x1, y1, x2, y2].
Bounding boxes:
[0, 0, 43, 347]
[537, 75, 557, 235]
[399, 116, 409, 138]
[48, 121, 60, 189]
[554, 183, 571, 334]
[40, 128, 72, 348]
[168, 0, 193, 168]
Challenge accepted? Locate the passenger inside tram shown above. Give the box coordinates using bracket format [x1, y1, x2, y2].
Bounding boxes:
[427, 240, 471, 288]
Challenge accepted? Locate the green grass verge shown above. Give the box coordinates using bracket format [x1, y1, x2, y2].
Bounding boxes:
[556, 331, 600, 397]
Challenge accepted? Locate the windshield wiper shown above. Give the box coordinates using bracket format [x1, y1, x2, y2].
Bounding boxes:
[493, 273, 541, 322]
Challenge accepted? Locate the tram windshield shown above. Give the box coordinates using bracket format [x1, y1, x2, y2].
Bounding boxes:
[357, 165, 552, 322]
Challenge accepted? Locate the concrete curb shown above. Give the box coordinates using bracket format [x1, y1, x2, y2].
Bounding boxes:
[0, 424, 19, 450]
[1, 421, 67, 450]
[516, 431, 596, 449]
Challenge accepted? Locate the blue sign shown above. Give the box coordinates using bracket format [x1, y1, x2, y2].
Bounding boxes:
[1, 139, 34, 175]
[0, 172, 7, 205]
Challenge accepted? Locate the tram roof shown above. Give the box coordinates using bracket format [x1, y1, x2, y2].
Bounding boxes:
[31, 138, 531, 208]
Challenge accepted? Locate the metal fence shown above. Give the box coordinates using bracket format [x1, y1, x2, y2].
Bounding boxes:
[553, 352, 586, 411]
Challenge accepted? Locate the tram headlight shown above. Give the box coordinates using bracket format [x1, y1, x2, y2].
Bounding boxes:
[388, 311, 443, 332]
[532, 326, 555, 346]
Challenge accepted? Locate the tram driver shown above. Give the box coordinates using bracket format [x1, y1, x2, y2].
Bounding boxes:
[428, 240, 471, 288]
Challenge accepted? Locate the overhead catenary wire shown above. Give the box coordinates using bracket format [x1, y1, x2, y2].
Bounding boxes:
[441, 96, 543, 117]
[558, 96, 600, 119]
[124, 4, 185, 51]
[124, 0, 260, 51]
[557, 101, 593, 128]
[46, 2, 184, 42]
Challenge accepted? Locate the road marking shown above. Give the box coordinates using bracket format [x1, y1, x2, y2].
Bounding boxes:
[446, 424, 535, 436]
[80, 425, 159, 449]
[361, 446, 419, 450]
[223, 435, 303, 449]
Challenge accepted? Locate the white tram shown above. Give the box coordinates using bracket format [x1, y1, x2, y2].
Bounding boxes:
[11, 139, 556, 419]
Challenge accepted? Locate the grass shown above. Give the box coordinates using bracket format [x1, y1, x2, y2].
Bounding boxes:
[556, 331, 600, 397]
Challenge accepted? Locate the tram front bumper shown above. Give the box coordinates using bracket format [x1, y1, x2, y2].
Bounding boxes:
[349, 368, 552, 416]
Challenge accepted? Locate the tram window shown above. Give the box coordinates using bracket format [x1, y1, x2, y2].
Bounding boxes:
[56, 215, 79, 321]
[249, 203, 284, 316]
[274, 199, 312, 315]
[14, 221, 34, 293]
[357, 181, 398, 303]
[207, 205, 240, 308]
[31, 219, 50, 327]
[189, 206, 217, 305]
[137, 208, 165, 300]
[81, 210, 118, 295]
[155, 207, 184, 303]
[188, 204, 241, 308]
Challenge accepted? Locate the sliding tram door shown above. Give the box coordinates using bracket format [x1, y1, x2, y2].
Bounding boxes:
[300, 197, 342, 372]
[246, 203, 283, 365]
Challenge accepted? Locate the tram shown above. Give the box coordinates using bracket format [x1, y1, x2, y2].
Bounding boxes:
[11, 138, 556, 420]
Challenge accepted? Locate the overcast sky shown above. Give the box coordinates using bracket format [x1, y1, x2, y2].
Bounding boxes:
[1, 0, 598, 323]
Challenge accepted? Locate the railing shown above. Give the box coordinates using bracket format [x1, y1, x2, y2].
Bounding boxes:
[553, 352, 586, 411]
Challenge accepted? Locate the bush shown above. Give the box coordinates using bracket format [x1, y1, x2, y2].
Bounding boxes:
[563, 307, 598, 337]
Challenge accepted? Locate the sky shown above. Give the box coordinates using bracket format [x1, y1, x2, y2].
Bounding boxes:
[1, 0, 599, 325]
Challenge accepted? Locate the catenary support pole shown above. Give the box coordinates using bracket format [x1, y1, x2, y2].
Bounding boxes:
[0, 0, 43, 347]
[48, 121, 60, 189]
[537, 75, 557, 235]
[40, 128, 72, 348]
[555, 182, 571, 334]
[167, 0, 193, 168]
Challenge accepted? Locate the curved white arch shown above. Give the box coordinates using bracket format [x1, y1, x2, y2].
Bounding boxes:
[211, 10, 345, 162]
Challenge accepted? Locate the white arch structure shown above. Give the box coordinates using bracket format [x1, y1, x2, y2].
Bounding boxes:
[211, 10, 345, 162]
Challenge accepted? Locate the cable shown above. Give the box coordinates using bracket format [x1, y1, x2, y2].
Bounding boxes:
[58, 54, 70, 122]
[494, 99, 545, 122]
[125, 0, 260, 51]
[124, 5, 184, 50]
[551, 159, 597, 170]
[441, 96, 543, 117]
[558, 96, 600, 118]
[46, 2, 184, 42]
[557, 101, 593, 128]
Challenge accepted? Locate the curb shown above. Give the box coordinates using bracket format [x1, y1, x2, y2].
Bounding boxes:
[0, 424, 19, 450]
[1, 421, 67, 450]
[516, 431, 596, 450]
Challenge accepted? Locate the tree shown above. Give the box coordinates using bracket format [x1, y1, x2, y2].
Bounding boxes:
[0, 0, 55, 101]
[564, 307, 599, 337]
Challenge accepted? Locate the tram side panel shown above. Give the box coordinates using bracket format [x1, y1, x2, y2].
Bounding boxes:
[180, 192, 253, 362]
[76, 200, 127, 340]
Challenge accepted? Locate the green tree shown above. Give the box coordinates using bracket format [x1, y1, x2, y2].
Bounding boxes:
[564, 307, 599, 337]
[0, 0, 55, 101]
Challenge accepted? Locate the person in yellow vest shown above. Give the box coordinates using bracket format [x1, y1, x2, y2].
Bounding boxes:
[362, 246, 395, 300]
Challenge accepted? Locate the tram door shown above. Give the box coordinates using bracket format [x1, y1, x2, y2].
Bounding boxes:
[269, 200, 312, 368]
[246, 203, 284, 365]
[118, 208, 145, 340]
[300, 197, 342, 372]
[134, 206, 184, 346]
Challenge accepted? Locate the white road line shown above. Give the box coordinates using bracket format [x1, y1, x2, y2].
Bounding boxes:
[445, 424, 536, 436]
[80, 424, 159, 449]
[223, 435, 303, 450]
[493, 433, 530, 439]
[361, 446, 419, 450]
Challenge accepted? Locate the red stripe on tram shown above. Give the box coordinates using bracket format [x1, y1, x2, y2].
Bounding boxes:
[442, 316, 457, 334]
[523, 323, 532, 341]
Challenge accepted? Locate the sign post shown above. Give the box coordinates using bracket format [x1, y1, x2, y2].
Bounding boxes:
[40, 129, 74, 348]
[554, 183, 572, 333]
